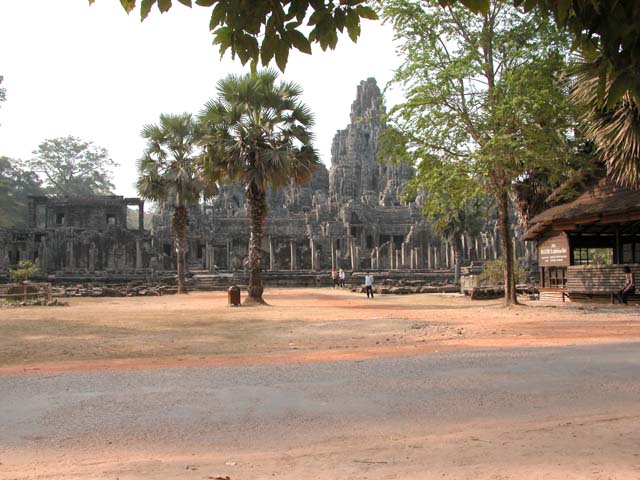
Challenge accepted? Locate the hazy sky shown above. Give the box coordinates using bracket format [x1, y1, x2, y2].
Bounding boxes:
[0, 1, 402, 198]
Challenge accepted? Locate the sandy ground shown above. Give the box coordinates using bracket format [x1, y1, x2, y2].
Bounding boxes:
[0, 288, 638, 374]
[1, 288, 640, 479]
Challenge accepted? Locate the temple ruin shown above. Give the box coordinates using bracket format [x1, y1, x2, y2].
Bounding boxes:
[0, 79, 514, 285]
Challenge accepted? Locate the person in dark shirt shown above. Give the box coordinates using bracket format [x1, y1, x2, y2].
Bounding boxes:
[615, 266, 635, 304]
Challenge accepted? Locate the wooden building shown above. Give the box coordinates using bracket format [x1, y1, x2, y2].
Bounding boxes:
[523, 179, 640, 300]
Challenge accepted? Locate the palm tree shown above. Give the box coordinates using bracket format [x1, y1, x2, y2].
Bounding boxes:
[199, 70, 319, 304]
[137, 113, 216, 294]
[570, 55, 640, 189]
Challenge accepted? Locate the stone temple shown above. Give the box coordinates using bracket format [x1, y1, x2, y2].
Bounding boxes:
[0, 79, 509, 285]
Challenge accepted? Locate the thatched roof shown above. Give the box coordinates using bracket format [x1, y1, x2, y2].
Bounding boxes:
[523, 178, 640, 240]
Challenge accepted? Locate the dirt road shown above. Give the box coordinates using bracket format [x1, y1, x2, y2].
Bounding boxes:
[2, 343, 640, 479]
[1, 289, 639, 479]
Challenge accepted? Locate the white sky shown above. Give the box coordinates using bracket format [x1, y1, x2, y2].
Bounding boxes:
[0, 0, 402, 198]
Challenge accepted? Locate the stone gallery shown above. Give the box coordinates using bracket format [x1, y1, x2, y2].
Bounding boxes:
[0, 79, 507, 279]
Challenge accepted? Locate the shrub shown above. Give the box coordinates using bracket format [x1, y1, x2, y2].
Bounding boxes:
[478, 258, 527, 285]
[9, 260, 40, 284]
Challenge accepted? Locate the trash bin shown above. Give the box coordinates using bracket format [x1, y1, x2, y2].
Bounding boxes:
[227, 285, 241, 306]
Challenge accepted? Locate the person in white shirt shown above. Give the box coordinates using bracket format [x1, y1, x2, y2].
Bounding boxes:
[364, 272, 374, 298]
[339, 268, 346, 288]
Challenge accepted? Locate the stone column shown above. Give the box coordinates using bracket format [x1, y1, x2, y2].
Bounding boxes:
[209, 243, 215, 272]
[389, 242, 394, 270]
[375, 247, 380, 270]
[444, 241, 450, 268]
[310, 238, 316, 271]
[401, 243, 406, 269]
[290, 239, 296, 271]
[350, 239, 356, 271]
[138, 201, 145, 231]
[427, 243, 432, 269]
[331, 240, 336, 271]
[269, 236, 275, 271]
[226, 239, 232, 271]
[135, 239, 143, 270]
[67, 240, 75, 271]
[410, 247, 415, 270]
[395, 250, 401, 270]
[434, 248, 439, 269]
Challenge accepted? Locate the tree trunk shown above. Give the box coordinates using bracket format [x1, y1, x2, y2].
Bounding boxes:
[496, 190, 518, 305]
[245, 183, 267, 304]
[173, 205, 188, 294]
[453, 234, 463, 285]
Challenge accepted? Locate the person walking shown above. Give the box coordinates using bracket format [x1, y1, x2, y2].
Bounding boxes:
[339, 268, 346, 288]
[615, 265, 635, 304]
[331, 269, 339, 289]
[364, 272, 374, 299]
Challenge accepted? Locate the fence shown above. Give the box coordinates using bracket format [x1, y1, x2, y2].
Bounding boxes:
[0, 283, 53, 302]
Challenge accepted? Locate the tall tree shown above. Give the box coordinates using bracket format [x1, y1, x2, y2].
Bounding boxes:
[0, 157, 42, 228]
[137, 113, 216, 294]
[383, 0, 576, 305]
[26, 136, 117, 196]
[199, 69, 319, 305]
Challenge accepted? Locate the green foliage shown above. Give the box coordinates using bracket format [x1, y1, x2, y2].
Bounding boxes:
[137, 113, 216, 208]
[478, 258, 527, 285]
[531, 0, 640, 108]
[9, 260, 40, 284]
[199, 69, 319, 192]
[99, 0, 639, 104]
[26, 136, 117, 197]
[383, 0, 578, 207]
[0, 157, 43, 228]
[94, 0, 377, 71]
[570, 54, 640, 189]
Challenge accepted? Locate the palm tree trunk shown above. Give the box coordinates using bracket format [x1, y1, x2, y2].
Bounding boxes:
[173, 205, 188, 295]
[246, 182, 267, 304]
[496, 190, 518, 305]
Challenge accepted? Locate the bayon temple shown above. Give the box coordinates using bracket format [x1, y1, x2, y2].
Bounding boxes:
[0, 79, 524, 286]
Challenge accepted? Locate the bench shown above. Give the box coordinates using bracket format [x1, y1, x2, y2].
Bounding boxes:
[562, 290, 640, 304]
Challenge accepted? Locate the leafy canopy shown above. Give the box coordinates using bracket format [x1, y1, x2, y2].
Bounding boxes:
[25, 136, 116, 197]
[92, 0, 377, 71]
[137, 113, 216, 207]
[97, 0, 639, 104]
[199, 69, 319, 192]
[383, 0, 575, 197]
